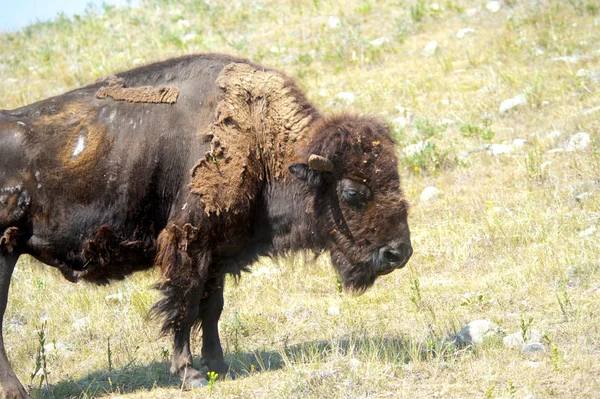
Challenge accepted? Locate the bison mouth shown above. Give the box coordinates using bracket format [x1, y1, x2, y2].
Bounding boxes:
[330, 242, 412, 293]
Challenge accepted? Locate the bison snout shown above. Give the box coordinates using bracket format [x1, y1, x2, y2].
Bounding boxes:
[376, 242, 412, 273]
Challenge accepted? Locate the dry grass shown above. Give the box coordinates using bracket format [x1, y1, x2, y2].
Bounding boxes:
[1, 0, 599, 398]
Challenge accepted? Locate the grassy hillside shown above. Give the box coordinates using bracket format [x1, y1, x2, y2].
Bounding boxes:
[1, 0, 599, 398]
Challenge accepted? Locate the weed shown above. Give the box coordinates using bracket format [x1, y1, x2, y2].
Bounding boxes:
[519, 316, 534, 341]
[30, 321, 50, 389]
[411, 0, 427, 23]
[525, 146, 545, 181]
[207, 371, 218, 397]
[409, 274, 422, 311]
[107, 337, 113, 373]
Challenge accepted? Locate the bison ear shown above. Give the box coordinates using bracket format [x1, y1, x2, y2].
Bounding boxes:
[288, 163, 326, 188]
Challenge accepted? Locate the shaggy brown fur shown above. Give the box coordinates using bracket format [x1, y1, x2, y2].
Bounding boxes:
[189, 62, 318, 215]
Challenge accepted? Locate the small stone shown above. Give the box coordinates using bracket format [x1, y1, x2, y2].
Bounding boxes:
[336, 92, 355, 104]
[422, 41, 439, 57]
[499, 94, 527, 113]
[328, 16, 341, 28]
[565, 132, 590, 152]
[579, 226, 597, 237]
[455, 320, 503, 346]
[369, 37, 388, 47]
[503, 329, 543, 349]
[485, 1, 501, 12]
[488, 144, 513, 155]
[392, 116, 408, 128]
[404, 141, 426, 157]
[521, 342, 547, 357]
[420, 186, 441, 202]
[512, 139, 527, 147]
[576, 68, 590, 77]
[456, 28, 475, 39]
[328, 306, 341, 315]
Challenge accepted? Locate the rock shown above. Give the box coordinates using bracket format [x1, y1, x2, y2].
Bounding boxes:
[420, 186, 441, 202]
[521, 342, 547, 357]
[488, 144, 514, 155]
[565, 132, 590, 152]
[485, 1, 501, 12]
[512, 139, 527, 147]
[503, 329, 543, 349]
[422, 41, 439, 57]
[499, 94, 527, 113]
[328, 16, 341, 28]
[440, 118, 455, 125]
[392, 116, 409, 128]
[369, 37, 388, 47]
[181, 33, 197, 42]
[552, 55, 581, 64]
[583, 105, 600, 116]
[456, 28, 475, 39]
[328, 306, 341, 315]
[404, 141, 426, 157]
[576, 68, 590, 77]
[105, 292, 124, 303]
[336, 92, 355, 104]
[72, 317, 90, 330]
[455, 320, 504, 346]
[579, 226, 597, 237]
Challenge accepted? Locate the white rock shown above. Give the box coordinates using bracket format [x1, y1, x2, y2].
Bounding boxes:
[503, 329, 543, 349]
[552, 55, 581, 64]
[105, 292, 123, 303]
[369, 37, 388, 47]
[392, 116, 408, 128]
[456, 28, 475, 39]
[422, 41, 439, 57]
[583, 105, 600, 116]
[404, 141, 426, 156]
[328, 16, 340, 28]
[499, 94, 527, 113]
[328, 306, 341, 315]
[440, 118, 455, 125]
[512, 139, 527, 147]
[541, 161, 552, 171]
[579, 226, 597, 237]
[455, 320, 503, 346]
[420, 186, 441, 202]
[181, 33, 197, 42]
[576, 68, 590, 77]
[488, 144, 514, 155]
[72, 317, 90, 330]
[521, 342, 547, 356]
[485, 1, 501, 12]
[565, 132, 590, 152]
[336, 92, 355, 104]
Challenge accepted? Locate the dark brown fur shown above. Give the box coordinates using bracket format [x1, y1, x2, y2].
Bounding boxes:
[0, 53, 411, 397]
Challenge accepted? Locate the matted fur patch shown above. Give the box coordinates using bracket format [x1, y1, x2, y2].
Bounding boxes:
[96, 76, 179, 104]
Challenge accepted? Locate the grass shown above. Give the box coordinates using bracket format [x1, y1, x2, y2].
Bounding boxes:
[1, 0, 600, 398]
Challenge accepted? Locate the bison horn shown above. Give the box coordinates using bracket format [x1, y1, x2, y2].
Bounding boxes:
[308, 154, 334, 173]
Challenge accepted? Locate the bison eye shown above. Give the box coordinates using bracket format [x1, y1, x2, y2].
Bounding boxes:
[340, 179, 370, 207]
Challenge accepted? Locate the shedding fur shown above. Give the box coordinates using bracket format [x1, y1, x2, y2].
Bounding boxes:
[0, 227, 19, 254]
[96, 77, 179, 104]
[189, 62, 317, 215]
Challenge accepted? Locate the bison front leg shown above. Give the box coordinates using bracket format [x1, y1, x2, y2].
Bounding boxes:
[0, 252, 29, 399]
[199, 276, 229, 377]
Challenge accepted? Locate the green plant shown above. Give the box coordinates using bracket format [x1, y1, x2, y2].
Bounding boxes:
[30, 321, 50, 389]
[519, 316, 534, 341]
[207, 371, 218, 397]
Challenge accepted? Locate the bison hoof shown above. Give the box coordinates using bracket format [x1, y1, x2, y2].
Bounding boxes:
[200, 358, 230, 376]
[0, 379, 30, 399]
[179, 367, 208, 389]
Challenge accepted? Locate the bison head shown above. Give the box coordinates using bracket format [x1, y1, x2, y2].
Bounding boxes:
[289, 114, 412, 292]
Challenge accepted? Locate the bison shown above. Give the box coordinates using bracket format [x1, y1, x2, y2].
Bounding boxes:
[0, 53, 412, 397]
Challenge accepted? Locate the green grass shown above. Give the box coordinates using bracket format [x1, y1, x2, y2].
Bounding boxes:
[1, 0, 600, 398]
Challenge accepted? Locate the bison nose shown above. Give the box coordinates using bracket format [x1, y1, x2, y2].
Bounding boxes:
[378, 243, 412, 269]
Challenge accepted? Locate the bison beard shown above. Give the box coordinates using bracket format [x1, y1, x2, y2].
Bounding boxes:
[0, 53, 411, 397]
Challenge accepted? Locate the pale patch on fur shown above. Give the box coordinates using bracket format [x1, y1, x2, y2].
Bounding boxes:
[73, 135, 86, 157]
[189, 62, 316, 215]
